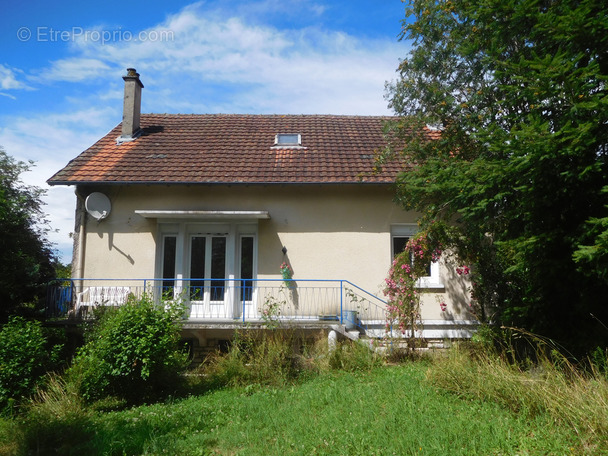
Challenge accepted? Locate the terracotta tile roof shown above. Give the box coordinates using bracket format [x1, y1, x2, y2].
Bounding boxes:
[48, 114, 419, 185]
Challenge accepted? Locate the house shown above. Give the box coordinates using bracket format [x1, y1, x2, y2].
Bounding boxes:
[47, 68, 477, 353]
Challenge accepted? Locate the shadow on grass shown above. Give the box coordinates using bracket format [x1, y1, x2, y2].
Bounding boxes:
[23, 414, 97, 456]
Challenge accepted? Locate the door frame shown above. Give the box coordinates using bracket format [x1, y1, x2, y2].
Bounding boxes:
[156, 220, 258, 319]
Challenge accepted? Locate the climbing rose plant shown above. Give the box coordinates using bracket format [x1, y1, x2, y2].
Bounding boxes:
[384, 230, 442, 343]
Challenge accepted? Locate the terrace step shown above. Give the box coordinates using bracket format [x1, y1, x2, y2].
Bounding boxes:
[329, 324, 363, 342]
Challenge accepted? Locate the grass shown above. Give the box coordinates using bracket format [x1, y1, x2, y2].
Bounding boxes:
[10, 364, 590, 455]
[3, 331, 607, 455]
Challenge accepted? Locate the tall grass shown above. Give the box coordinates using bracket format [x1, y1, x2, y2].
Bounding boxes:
[198, 329, 380, 389]
[0, 416, 23, 456]
[426, 328, 608, 448]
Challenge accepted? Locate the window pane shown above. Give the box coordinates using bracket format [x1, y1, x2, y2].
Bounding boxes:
[393, 236, 409, 257]
[276, 133, 300, 145]
[210, 237, 226, 301]
[240, 236, 254, 302]
[162, 236, 176, 296]
[392, 235, 431, 277]
[190, 237, 206, 300]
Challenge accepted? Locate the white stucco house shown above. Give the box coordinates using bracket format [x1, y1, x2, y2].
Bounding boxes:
[47, 69, 476, 352]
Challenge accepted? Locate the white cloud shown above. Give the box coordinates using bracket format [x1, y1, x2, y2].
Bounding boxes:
[33, 58, 113, 83]
[227, 0, 327, 18]
[0, 64, 31, 91]
[34, 4, 402, 114]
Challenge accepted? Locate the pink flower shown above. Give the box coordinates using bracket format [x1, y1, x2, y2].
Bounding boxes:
[456, 265, 471, 276]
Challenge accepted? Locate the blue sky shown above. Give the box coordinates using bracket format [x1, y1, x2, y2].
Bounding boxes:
[0, 0, 409, 263]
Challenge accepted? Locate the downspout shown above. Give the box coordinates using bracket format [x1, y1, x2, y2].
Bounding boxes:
[74, 187, 87, 288]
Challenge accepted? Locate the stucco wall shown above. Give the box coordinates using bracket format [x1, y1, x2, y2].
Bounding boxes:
[75, 183, 473, 320]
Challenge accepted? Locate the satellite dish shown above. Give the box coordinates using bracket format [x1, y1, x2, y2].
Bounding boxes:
[85, 192, 112, 221]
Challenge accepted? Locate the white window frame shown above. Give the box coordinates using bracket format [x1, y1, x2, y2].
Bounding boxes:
[274, 133, 301, 146]
[391, 224, 443, 289]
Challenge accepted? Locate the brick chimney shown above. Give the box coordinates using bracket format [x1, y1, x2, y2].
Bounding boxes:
[119, 68, 144, 142]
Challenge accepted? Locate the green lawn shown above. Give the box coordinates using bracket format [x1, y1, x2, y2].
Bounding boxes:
[16, 363, 588, 455]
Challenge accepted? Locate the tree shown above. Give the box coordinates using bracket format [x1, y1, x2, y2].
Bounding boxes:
[0, 147, 56, 320]
[384, 0, 608, 353]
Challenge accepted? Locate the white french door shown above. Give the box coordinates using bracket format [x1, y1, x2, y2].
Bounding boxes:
[158, 222, 257, 320]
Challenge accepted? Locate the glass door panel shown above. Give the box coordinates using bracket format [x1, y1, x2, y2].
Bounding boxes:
[160, 225, 256, 320]
[190, 236, 206, 301]
[240, 236, 254, 303]
[162, 236, 176, 298]
[210, 236, 227, 302]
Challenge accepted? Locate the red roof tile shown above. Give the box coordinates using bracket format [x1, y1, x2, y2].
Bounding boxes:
[48, 114, 416, 185]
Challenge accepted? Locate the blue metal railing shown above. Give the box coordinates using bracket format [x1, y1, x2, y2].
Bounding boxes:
[45, 278, 388, 329]
[46, 279, 75, 317]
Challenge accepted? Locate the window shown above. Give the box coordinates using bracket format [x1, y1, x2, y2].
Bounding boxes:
[391, 225, 442, 288]
[189, 236, 206, 300]
[274, 133, 301, 146]
[392, 235, 432, 277]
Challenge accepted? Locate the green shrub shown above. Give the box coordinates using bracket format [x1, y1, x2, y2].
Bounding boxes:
[0, 316, 47, 413]
[590, 346, 608, 379]
[0, 415, 24, 455]
[67, 294, 188, 404]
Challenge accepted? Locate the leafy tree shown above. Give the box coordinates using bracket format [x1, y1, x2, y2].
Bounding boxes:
[54, 262, 72, 280]
[384, 0, 608, 353]
[0, 147, 56, 320]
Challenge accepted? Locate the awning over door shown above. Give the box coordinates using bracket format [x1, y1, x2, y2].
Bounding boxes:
[135, 210, 270, 220]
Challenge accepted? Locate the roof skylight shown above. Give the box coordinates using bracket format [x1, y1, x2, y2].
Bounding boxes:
[274, 133, 301, 146]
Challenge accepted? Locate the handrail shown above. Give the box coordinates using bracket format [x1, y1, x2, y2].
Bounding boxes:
[45, 278, 389, 328]
[341, 279, 387, 305]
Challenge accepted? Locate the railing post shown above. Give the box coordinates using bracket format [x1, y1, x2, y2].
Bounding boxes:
[242, 281, 246, 324]
[340, 280, 343, 324]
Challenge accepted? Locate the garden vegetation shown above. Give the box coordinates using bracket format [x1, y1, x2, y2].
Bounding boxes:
[0, 147, 57, 321]
[382, 0, 608, 355]
[0, 302, 607, 455]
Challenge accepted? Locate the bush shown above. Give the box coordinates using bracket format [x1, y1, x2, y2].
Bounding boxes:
[0, 316, 47, 413]
[23, 373, 95, 454]
[67, 294, 188, 404]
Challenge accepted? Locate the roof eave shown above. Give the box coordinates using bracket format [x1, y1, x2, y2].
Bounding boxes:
[47, 179, 395, 186]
